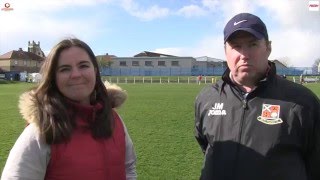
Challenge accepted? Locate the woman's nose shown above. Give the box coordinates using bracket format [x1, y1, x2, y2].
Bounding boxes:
[70, 68, 81, 78]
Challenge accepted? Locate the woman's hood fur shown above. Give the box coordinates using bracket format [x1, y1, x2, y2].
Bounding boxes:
[19, 81, 127, 124]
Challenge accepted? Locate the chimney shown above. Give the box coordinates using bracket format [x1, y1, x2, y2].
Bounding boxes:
[19, 48, 23, 51]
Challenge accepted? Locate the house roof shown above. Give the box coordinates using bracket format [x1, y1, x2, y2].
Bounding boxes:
[134, 51, 176, 57]
[196, 56, 225, 62]
[96, 54, 117, 59]
[0, 67, 6, 73]
[0, 50, 44, 61]
[271, 59, 287, 68]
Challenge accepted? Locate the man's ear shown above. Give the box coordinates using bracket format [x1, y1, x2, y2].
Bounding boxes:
[266, 41, 272, 56]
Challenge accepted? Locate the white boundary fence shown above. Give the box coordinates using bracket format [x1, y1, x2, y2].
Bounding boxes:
[104, 75, 320, 84]
[104, 76, 220, 84]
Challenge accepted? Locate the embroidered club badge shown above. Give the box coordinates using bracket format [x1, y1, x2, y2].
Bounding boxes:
[257, 104, 283, 125]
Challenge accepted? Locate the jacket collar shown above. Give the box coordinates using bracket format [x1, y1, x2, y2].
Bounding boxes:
[222, 61, 276, 86]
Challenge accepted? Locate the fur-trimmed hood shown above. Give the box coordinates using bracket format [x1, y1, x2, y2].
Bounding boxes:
[19, 81, 127, 124]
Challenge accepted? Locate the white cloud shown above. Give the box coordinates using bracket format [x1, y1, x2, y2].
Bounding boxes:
[154, 47, 188, 57]
[218, 0, 257, 20]
[153, 35, 225, 60]
[120, 0, 169, 21]
[257, 0, 320, 29]
[269, 29, 320, 67]
[201, 0, 219, 11]
[177, 5, 208, 17]
[0, 0, 112, 54]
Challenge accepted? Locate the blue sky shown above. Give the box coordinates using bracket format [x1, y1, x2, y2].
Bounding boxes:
[0, 0, 319, 67]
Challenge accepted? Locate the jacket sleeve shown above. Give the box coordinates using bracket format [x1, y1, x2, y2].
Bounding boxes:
[119, 117, 137, 180]
[305, 96, 320, 179]
[1, 123, 50, 180]
[194, 93, 208, 154]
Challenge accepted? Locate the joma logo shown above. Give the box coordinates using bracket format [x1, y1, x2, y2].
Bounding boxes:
[208, 103, 226, 116]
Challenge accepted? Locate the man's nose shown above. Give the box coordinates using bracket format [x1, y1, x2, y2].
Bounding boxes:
[239, 46, 250, 60]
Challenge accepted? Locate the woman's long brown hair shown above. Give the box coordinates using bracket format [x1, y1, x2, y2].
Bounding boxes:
[33, 38, 113, 144]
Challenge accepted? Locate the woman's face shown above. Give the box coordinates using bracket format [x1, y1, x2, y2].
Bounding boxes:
[55, 46, 96, 105]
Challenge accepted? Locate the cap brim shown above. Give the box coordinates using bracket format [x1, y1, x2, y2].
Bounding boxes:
[225, 28, 264, 43]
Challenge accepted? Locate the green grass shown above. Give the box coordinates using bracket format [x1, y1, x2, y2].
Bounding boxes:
[117, 84, 204, 179]
[304, 83, 320, 98]
[0, 81, 319, 178]
[0, 83, 34, 173]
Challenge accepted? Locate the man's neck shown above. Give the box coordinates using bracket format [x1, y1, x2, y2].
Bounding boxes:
[229, 73, 257, 93]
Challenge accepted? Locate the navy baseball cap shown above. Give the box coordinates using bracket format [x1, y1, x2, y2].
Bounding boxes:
[224, 13, 268, 43]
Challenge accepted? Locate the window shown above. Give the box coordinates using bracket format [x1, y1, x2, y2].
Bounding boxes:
[158, 61, 165, 66]
[24, 60, 27, 66]
[120, 61, 127, 66]
[145, 61, 153, 66]
[14, 60, 18, 65]
[132, 61, 139, 66]
[171, 61, 179, 66]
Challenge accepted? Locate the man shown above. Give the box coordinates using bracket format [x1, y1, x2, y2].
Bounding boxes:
[194, 13, 320, 180]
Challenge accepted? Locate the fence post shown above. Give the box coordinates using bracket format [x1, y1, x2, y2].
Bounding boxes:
[188, 77, 190, 84]
[160, 77, 162, 84]
[178, 77, 180, 84]
[151, 77, 153, 84]
[168, 77, 170, 83]
[134, 76, 135, 84]
[125, 77, 127, 84]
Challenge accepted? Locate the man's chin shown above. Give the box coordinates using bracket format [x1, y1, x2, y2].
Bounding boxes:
[235, 73, 259, 84]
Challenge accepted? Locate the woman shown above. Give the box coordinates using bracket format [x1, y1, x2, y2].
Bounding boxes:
[1, 38, 137, 180]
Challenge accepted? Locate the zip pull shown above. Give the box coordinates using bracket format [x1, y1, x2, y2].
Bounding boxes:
[242, 99, 247, 109]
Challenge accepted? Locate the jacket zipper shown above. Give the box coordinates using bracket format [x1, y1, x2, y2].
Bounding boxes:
[232, 98, 248, 178]
[238, 98, 248, 142]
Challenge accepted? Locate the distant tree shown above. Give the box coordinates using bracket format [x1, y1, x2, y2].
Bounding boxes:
[312, 58, 320, 74]
[97, 54, 113, 70]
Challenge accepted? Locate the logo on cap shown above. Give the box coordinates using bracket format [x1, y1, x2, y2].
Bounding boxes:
[233, 20, 247, 26]
[224, 13, 268, 43]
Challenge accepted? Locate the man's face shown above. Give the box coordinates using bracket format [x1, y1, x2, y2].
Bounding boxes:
[225, 31, 271, 86]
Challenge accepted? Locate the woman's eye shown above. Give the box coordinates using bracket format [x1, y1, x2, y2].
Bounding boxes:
[59, 68, 70, 72]
[80, 64, 89, 69]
